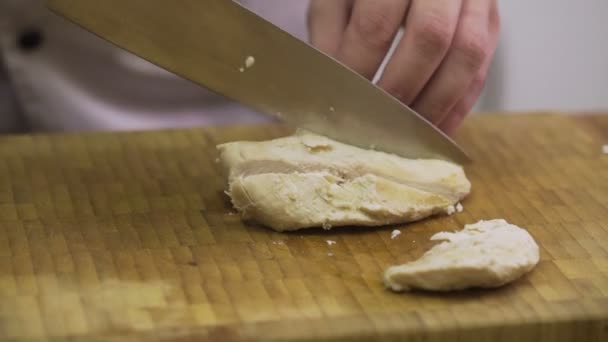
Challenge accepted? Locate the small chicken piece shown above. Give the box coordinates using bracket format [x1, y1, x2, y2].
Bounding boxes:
[384, 219, 540, 292]
[216, 131, 471, 231]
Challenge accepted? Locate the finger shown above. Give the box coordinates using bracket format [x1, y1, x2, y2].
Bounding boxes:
[377, 0, 462, 105]
[412, 0, 494, 124]
[337, 0, 409, 79]
[439, 1, 501, 134]
[437, 71, 487, 136]
[308, 0, 352, 56]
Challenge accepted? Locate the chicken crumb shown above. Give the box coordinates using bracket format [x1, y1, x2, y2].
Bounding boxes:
[445, 205, 456, 215]
[328, 252, 334, 257]
[603, 145, 608, 154]
[245, 56, 255, 68]
[390, 229, 401, 240]
[456, 203, 464, 213]
[326, 240, 336, 246]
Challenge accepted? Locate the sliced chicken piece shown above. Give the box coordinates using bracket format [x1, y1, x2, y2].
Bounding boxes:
[217, 131, 471, 231]
[384, 219, 540, 292]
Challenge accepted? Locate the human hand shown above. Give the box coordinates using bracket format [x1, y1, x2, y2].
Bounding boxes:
[308, 0, 500, 134]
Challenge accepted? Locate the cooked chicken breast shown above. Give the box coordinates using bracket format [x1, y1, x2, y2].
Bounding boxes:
[217, 131, 471, 231]
[384, 219, 540, 292]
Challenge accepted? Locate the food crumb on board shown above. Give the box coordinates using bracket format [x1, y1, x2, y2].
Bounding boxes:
[238, 67, 245, 72]
[390, 229, 401, 240]
[603, 145, 608, 154]
[326, 240, 336, 246]
[328, 253, 334, 257]
[245, 55, 255, 68]
[445, 205, 456, 215]
[329, 106, 335, 112]
[445, 203, 463, 215]
[271, 241, 285, 245]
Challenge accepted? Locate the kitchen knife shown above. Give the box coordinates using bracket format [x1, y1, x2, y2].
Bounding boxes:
[46, 0, 470, 163]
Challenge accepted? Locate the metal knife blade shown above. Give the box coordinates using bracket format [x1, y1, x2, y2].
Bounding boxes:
[46, 0, 469, 163]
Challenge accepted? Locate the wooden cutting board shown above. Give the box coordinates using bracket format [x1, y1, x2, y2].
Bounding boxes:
[0, 113, 607, 341]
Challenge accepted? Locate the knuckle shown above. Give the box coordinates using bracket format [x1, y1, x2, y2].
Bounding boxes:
[418, 100, 453, 123]
[307, 1, 325, 24]
[453, 30, 489, 71]
[413, 15, 453, 57]
[431, 102, 454, 120]
[471, 73, 488, 91]
[490, 2, 502, 33]
[308, 0, 324, 16]
[492, 13, 501, 33]
[383, 83, 416, 104]
[352, 8, 399, 48]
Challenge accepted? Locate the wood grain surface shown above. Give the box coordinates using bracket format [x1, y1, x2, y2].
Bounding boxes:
[0, 113, 607, 341]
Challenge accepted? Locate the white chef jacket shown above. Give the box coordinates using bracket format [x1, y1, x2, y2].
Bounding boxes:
[0, 0, 309, 133]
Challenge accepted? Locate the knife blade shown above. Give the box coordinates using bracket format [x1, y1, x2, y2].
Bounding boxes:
[46, 0, 470, 163]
